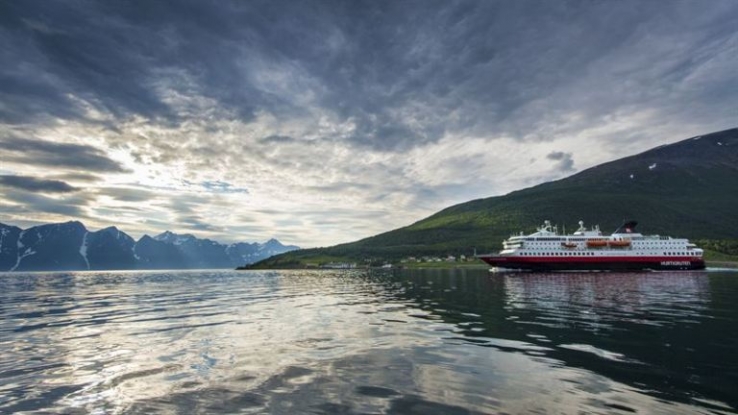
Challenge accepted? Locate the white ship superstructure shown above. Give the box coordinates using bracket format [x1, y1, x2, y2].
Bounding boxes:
[479, 220, 705, 271]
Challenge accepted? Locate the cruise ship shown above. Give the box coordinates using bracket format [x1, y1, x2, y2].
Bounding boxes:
[477, 220, 706, 271]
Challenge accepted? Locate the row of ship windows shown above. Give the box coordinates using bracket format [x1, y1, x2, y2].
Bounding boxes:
[519, 239, 679, 243]
[518, 247, 690, 250]
[518, 252, 699, 256]
[520, 242, 680, 246]
[519, 252, 596, 256]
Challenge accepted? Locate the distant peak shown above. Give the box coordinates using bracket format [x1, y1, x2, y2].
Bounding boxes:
[153, 230, 176, 240]
[260, 239, 291, 251]
[47, 220, 87, 232]
[154, 231, 196, 245]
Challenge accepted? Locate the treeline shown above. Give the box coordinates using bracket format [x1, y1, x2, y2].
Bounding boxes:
[696, 239, 738, 257]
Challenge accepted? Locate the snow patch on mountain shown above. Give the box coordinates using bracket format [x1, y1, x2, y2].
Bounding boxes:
[80, 231, 90, 270]
[11, 230, 34, 271]
[154, 231, 196, 246]
[0, 228, 7, 252]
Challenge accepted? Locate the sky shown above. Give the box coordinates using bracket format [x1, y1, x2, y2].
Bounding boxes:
[1, 1, 737, 247]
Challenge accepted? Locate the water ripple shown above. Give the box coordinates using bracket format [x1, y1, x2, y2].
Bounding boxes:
[0, 269, 736, 414]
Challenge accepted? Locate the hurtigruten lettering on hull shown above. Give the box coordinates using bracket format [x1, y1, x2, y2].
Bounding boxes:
[477, 220, 706, 272]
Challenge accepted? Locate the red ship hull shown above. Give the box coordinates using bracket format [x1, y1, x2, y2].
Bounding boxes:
[477, 255, 706, 271]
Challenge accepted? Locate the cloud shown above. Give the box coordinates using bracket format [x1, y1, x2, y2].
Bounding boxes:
[546, 151, 575, 173]
[97, 186, 157, 202]
[0, 175, 78, 193]
[201, 181, 249, 194]
[1, 1, 737, 246]
[0, 136, 127, 173]
[0, 188, 92, 217]
[54, 172, 103, 183]
[258, 135, 298, 144]
[177, 215, 221, 232]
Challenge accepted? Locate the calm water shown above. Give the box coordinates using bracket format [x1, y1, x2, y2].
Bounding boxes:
[1, 269, 737, 414]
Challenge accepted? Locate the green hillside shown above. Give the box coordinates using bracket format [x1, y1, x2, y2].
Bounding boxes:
[252, 128, 738, 268]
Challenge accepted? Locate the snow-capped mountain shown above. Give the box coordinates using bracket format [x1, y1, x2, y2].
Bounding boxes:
[0, 221, 299, 271]
[226, 239, 300, 266]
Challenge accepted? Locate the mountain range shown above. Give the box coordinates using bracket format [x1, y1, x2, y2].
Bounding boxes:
[0, 222, 299, 271]
[253, 127, 738, 268]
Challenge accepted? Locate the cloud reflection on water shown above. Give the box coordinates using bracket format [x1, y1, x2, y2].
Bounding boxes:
[0, 269, 735, 414]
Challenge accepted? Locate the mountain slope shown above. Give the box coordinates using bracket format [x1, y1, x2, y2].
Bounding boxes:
[87, 226, 137, 270]
[0, 223, 22, 271]
[11, 221, 88, 271]
[153, 231, 232, 268]
[254, 128, 738, 267]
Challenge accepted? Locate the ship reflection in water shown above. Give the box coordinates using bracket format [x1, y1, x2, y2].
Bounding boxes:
[0, 269, 736, 414]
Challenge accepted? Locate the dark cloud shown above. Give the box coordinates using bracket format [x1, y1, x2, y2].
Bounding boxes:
[0, 1, 175, 125]
[546, 151, 567, 161]
[54, 172, 102, 183]
[307, 182, 372, 193]
[0, 136, 127, 172]
[97, 187, 156, 202]
[258, 135, 298, 144]
[2, 0, 737, 151]
[0, 188, 92, 217]
[0, 175, 78, 193]
[178, 214, 221, 232]
[546, 151, 575, 172]
[165, 194, 212, 216]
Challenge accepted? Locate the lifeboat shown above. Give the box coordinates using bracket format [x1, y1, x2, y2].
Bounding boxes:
[561, 242, 577, 248]
[608, 240, 631, 247]
[586, 240, 607, 248]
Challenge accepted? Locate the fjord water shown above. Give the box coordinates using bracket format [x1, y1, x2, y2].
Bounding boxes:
[1, 270, 736, 414]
